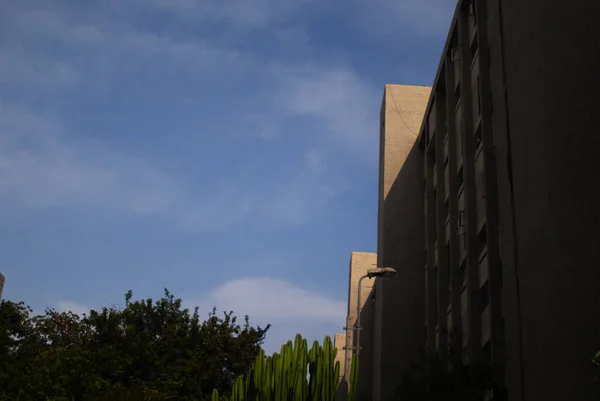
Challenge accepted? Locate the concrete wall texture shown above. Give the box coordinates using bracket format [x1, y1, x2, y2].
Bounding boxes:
[340, 1, 600, 400]
[334, 332, 348, 401]
[344, 251, 377, 392]
[373, 85, 431, 401]
[496, 1, 600, 400]
[334, 333, 347, 380]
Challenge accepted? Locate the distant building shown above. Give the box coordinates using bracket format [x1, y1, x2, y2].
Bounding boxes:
[342, 84, 431, 401]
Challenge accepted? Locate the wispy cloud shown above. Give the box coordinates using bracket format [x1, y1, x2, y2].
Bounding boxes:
[0, 104, 179, 215]
[0, 0, 384, 228]
[193, 277, 346, 353]
[0, 3, 242, 96]
[279, 68, 379, 149]
[203, 277, 345, 322]
[121, 0, 311, 30]
[0, 104, 344, 229]
[356, 0, 456, 38]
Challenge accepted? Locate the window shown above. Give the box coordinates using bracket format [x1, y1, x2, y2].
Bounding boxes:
[444, 135, 449, 165]
[460, 259, 467, 288]
[469, 3, 477, 26]
[433, 266, 439, 319]
[446, 243, 452, 296]
[482, 340, 492, 365]
[474, 123, 483, 151]
[480, 281, 490, 313]
[476, 75, 482, 116]
[452, 33, 461, 89]
[478, 223, 487, 255]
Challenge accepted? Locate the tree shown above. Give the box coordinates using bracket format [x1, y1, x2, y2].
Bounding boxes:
[0, 289, 269, 400]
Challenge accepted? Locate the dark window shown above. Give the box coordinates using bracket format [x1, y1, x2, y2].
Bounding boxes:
[474, 123, 483, 151]
[480, 281, 490, 313]
[482, 340, 492, 365]
[469, 3, 477, 26]
[478, 223, 487, 255]
[476, 75, 482, 116]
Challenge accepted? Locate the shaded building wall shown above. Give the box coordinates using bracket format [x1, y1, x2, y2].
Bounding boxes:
[344, 251, 377, 397]
[356, 282, 376, 401]
[496, 0, 600, 400]
[416, 0, 507, 382]
[373, 85, 431, 401]
[406, 1, 600, 400]
[334, 333, 348, 401]
[334, 333, 347, 380]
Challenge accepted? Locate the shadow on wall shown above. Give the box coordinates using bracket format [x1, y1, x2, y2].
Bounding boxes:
[376, 143, 427, 401]
[336, 376, 348, 401]
[356, 284, 376, 401]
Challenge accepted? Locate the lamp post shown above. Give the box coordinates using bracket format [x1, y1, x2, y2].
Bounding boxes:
[354, 267, 396, 356]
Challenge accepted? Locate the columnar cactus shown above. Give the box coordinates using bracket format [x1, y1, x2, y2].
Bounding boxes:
[212, 334, 358, 401]
[347, 354, 359, 401]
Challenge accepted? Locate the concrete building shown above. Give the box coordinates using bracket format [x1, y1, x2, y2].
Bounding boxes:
[413, 1, 600, 400]
[342, 252, 377, 401]
[334, 333, 347, 380]
[342, 1, 600, 400]
[341, 85, 431, 401]
[334, 333, 348, 401]
[372, 85, 432, 401]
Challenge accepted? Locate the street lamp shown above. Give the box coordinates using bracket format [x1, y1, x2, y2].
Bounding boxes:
[354, 267, 397, 355]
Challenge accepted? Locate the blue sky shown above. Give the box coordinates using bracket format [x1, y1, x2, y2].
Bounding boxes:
[0, 0, 453, 353]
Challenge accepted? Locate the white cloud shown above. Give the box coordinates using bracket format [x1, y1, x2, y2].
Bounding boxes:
[0, 0, 379, 228]
[282, 68, 378, 142]
[208, 277, 344, 321]
[194, 277, 346, 354]
[273, 66, 380, 160]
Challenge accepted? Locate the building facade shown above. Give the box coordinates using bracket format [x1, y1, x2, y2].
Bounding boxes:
[415, 1, 600, 400]
[372, 84, 431, 401]
[343, 0, 600, 400]
[342, 252, 377, 401]
[342, 84, 431, 401]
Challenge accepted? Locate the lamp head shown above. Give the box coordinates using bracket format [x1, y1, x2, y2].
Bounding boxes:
[366, 267, 397, 278]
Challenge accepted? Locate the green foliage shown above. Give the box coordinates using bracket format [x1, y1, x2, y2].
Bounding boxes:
[391, 359, 506, 401]
[592, 350, 600, 384]
[212, 334, 356, 401]
[347, 354, 359, 401]
[0, 289, 269, 401]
